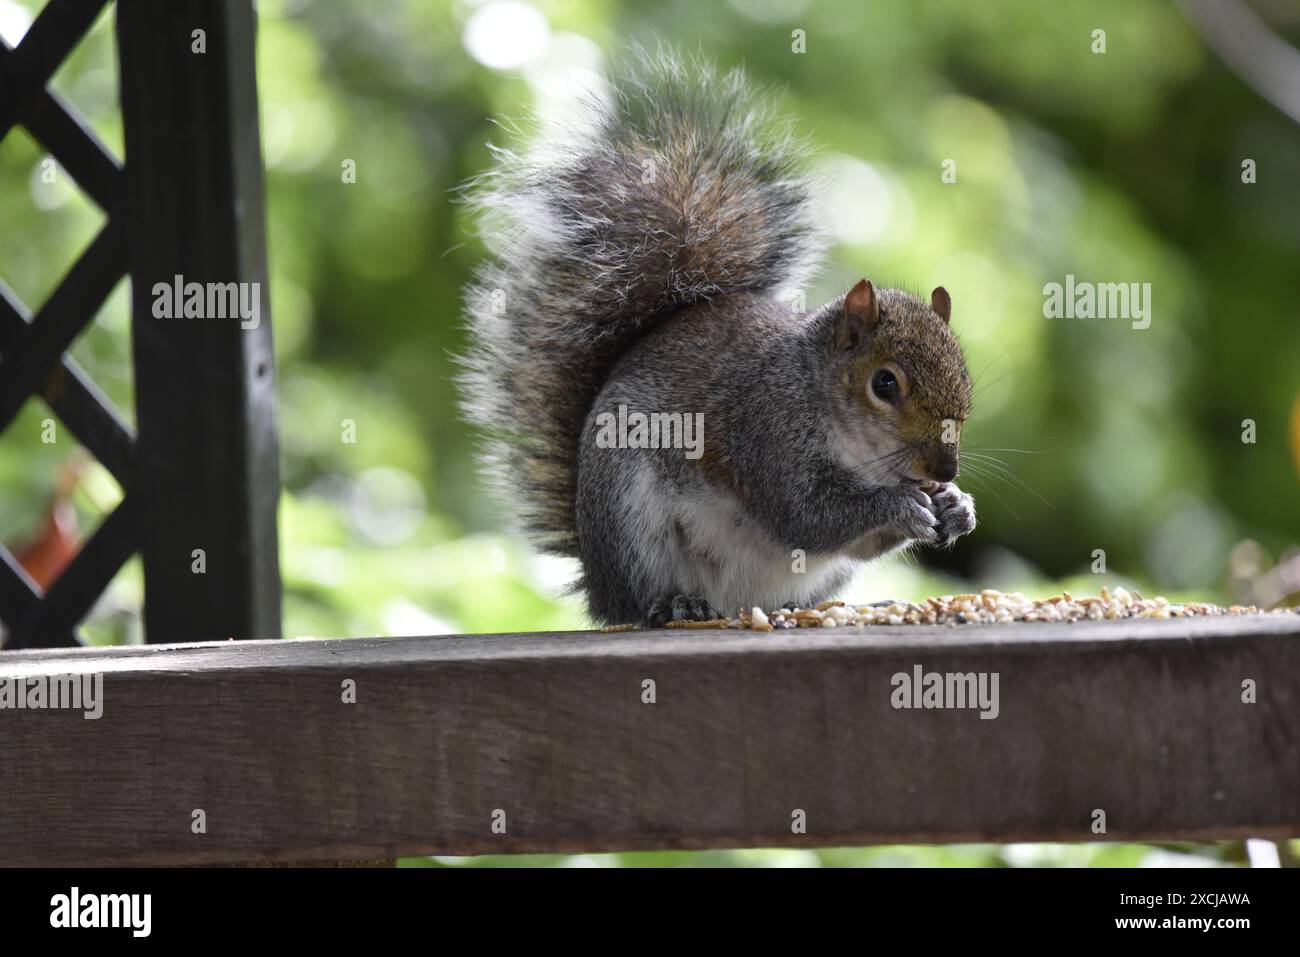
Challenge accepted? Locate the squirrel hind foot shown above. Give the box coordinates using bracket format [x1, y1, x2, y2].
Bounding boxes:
[644, 595, 719, 628]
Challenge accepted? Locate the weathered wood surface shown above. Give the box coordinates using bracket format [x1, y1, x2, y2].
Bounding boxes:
[0, 615, 1297, 866]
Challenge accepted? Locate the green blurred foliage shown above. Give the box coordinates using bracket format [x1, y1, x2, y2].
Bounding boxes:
[2, 0, 1298, 865]
[404, 840, 1300, 868]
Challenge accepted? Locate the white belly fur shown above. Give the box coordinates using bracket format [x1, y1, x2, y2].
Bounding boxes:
[672, 486, 855, 614]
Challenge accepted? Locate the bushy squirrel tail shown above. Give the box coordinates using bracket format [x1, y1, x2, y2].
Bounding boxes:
[459, 48, 822, 557]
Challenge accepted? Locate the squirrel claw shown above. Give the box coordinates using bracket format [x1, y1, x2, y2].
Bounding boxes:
[888, 486, 940, 542]
[930, 483, 977, 546]
[644, 594, 718, 627]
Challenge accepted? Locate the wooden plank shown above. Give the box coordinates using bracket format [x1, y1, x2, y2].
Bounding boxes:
[116, 0, 280, 641]
[0, 615, 1296, 866]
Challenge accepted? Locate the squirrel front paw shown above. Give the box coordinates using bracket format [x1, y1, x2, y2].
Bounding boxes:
[881, 486, 940, 544]
[929, 483, 977, 546]
[644, 594, 719, 627]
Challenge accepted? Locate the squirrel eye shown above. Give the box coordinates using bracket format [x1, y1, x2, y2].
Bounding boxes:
[871, 369, 900, 404]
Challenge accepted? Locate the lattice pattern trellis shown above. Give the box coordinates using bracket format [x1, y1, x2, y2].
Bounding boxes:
[0, 0, 281, 649]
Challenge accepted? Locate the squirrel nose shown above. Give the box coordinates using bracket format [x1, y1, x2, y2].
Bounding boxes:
[927, 451, 958, 483]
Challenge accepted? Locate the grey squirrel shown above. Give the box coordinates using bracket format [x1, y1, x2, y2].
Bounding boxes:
[460, 51, 976, 626]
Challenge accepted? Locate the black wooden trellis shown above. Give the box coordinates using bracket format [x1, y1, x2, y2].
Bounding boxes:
[0, 0, 280, 648]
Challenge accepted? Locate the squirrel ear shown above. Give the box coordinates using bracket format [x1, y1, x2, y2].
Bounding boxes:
[930, 286, 952, 323]
[840, 279, 880, 350]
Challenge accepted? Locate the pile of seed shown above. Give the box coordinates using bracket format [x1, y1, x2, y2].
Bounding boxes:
[607, 587, 1297, 632]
